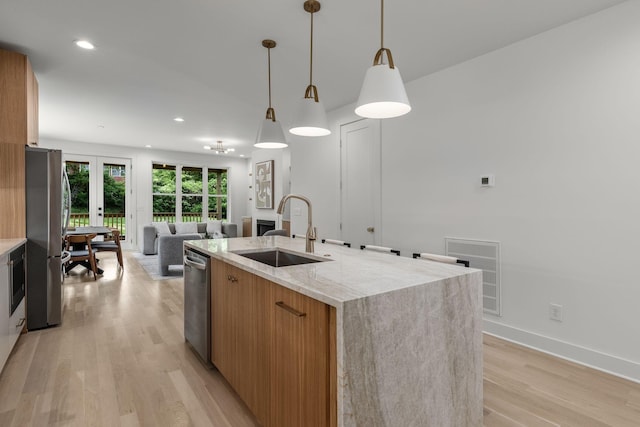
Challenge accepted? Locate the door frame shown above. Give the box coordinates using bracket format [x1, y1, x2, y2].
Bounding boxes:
[339, 118, 382, 246]
[63, 154, 134, 250]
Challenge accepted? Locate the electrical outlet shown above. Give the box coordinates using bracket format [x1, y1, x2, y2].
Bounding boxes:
[293, 207, 302, 216]
[549, 303, 563, 322]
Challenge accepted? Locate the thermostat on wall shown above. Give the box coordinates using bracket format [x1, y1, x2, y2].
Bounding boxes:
[481, 175, 495, 187]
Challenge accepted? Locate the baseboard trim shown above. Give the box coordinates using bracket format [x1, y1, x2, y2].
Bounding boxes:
[484, 319, 640, 384]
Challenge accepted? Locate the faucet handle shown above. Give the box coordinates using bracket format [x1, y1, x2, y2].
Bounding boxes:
[309, 227, 317, 240]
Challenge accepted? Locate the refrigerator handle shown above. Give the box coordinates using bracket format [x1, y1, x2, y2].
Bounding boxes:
[63, 169, 71, 235]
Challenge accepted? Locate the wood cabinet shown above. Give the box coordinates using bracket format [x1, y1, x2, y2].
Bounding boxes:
[242, 217, 252, 237]
[0, 48, 39, 146]
[0, 48, 38, 239]
[0, 143, 26, 238]
[211, 260, 270, 425]
[211, 259, 335, 427]
[269, 282, 330, 427]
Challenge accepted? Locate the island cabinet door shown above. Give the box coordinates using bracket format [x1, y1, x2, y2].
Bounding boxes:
[211, 260, 270, 425]
[269, 283, 331, 427]
[211, 259, 238, 380]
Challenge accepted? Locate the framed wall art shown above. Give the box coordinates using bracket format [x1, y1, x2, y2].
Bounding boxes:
[255, 160, 274, 209]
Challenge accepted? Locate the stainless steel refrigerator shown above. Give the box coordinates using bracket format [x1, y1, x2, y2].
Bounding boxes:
[25, 146, 70, 330]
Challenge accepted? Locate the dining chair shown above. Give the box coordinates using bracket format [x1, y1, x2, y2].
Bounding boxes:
[412, 252, 470, 267]
[64, 233, 98, 280]
[92, 228, 124, 269]
[360, 245, 400, 256]
[322, 238, 351, 248]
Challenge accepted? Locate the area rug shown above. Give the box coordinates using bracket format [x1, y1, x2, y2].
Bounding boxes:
[131, 252, 183, 281]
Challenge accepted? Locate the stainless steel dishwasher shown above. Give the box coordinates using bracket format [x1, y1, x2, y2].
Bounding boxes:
[183, 247, 212, 366]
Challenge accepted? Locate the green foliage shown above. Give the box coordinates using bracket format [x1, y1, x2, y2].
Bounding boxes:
[152, 169, 176, 193]
[103, 171, 125, 213]
[67, 163, 89, 213]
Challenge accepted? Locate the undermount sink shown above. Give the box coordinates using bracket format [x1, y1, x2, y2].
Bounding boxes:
[234, 248, 329, 267]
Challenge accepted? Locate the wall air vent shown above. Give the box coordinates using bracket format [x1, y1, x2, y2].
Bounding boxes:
[445, 238, 501, 316]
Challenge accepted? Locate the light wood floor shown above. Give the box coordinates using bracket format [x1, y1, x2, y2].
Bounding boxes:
[0, 252, 638, 426]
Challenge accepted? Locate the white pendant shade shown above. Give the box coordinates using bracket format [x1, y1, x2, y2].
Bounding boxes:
[255, 118, 288, 149]
[355, 64, 411, 119]
[289, 97, 331, 136]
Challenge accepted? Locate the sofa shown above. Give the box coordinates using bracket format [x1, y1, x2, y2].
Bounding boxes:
[142, 222, 237, 276]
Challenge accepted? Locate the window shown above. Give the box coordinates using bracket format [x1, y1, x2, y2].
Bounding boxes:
[208, 168, 227, 220]
[182, 166, 203, 222]
[152, 163, 228, 222]
[152, 164, 176, 222]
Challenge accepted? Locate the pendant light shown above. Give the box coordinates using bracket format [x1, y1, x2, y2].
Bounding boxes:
[289, 0, 331, 137]
[355, 0, 411, 119]
[255, 39, 288, 149]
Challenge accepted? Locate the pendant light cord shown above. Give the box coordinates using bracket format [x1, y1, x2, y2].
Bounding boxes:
[267, 47, 272, 109]
[371, 0, 394, 69]
[380, 0, 384, 50]
[303, 1, 320, 102]
[261, 39, 278, 122]
[309, 10, 314, 86]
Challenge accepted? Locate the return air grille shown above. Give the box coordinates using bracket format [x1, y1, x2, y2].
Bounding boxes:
[445, 238, 501, 316]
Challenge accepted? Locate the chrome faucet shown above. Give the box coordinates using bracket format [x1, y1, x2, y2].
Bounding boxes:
[277, 194, 316, 253]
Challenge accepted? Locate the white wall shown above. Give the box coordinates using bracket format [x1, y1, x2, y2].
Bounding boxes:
[250, 147, 291, 234]
[40, 138, 250, 249]
[291, 2, 640, 381]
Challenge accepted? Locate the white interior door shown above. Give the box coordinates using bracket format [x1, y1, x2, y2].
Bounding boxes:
[340, 119, 381, 247]
[64, 154, 134, 249]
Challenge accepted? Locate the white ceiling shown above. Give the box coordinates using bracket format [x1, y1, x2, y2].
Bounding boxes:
[0, 0, 625, 157]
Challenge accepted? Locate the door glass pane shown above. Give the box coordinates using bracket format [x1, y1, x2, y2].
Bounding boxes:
[103, 163, 126, 239]
[182, 166, 203, 222]
[153, 164, 176, 222]
[66, 161, 90, 228]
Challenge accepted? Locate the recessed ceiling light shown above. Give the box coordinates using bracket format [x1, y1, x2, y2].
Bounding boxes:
[203, 145, 212, 150]
[145, 145, 152, 148]
[240, 154, 245, 157]
[173, 117, 184, 122]
[75, 40, 95, 50]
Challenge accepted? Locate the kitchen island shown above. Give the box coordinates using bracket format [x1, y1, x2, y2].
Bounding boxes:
[185, 236, 483, 427]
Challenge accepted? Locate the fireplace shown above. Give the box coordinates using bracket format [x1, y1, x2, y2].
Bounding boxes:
[256, 219, 276, 236]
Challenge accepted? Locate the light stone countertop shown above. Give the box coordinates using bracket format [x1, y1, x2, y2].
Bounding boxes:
[184, 236, 480, 308]
[0, 239, 27, 257]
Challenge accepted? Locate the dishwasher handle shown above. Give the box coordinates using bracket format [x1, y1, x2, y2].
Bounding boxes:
[184, 255, 207, 271]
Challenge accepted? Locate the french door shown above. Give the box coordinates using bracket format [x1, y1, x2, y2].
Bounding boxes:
[63, 154, 134, 249]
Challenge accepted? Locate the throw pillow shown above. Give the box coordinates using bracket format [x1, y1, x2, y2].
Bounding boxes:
[175, 222, 198, 234]
[152, 221, 172, 236]
[206, 220, 223, 238]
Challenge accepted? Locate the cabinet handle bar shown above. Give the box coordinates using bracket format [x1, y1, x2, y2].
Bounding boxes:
[275, 301, 306, 317]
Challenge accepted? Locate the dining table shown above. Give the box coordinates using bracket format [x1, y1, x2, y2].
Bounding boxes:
[65, 226, 113, 274]
[66, 226, 113, 236]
